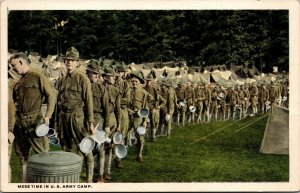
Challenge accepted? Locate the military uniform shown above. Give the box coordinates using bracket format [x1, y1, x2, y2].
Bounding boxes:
[129, 71, 153, 162]
[160, 79, 176, 138]
[259, 86, 269, 114]
[186, 82, 195, 123]
[249, 83, 259, 115]
[227, 87, 239, 120]
[58, 47, 94, 183]
[102, 68, 121, 179]
[175, 80, 187, 126]
[217, 87, 227, 121]
[144, 74, 166, 142]
[203, 85, 212, 122]
[243, 85, 250, 117]
[194, 83, 206, 123]
[13, 69, 56, 182]
[210, 87, 218, 121]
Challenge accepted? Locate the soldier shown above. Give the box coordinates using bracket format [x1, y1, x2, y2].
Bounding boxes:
[269, 81, 279, 106]
[114, 64, 131, 169]
[236, 85, 244, 119]
[203, 83, 212, 122]
[128, 71, 153, 162]
[175, 79, 187, 126]
[86, 60, 111, 182]
[242, 84, 251, 118]
[8, 70, 17, 182]
[249, 81, 259, 116]
[144, 73, 166, 142]
[186, 80, 195, 124]
[227, 86, 239, 120]
[160, 79, 177, 138]
[210, 86, 218, 121]
[259, 83, 269, 114]
[281, 79, 288, 107]
[57, 47, 95, 183]
[217, 85, 227, 121]
[101, 67, 121, 180]
[11, 53, 56, 182]
[194, 81, 206, 123]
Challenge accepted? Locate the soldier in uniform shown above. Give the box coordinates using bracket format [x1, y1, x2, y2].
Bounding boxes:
[101, 67, 121, 180]
[114, 63, 131, 169]
[186, 80, 195, 124]
[203, 83, 212, 123]
[227, 86, 239, 120]
[194, 81, 206, 123]
[175, 79, 187, 126]
[8, 70, 17, 182]
[259, 83, 269, 114]
[236, 85, 244, 119]
[242, 84, 250, 118]
[249, 81, 259, 116]
[217, 85, 227, 121]
[269, 81, 279, 106]
[11, 53, 56, 182]
[160, 79, 177, 138]
[86, 60, 111, 182]
[128, 71, 153, 163]
[144, 73, 166, 142]
[57, 47, 95, 183]
[210, 86, 218, 121]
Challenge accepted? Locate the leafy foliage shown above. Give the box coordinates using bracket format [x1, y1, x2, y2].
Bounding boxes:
[8, 10, 288, 71]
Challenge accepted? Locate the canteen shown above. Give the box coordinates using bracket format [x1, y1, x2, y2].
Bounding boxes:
[35, 123, 50, 137]
[79, 136, 95, 154]
[138, 108, 149, 118]
[165, 114, 171, 122]
[49, 136, 60, 146]
[91, 129, 107, 144]
[137, 126, 146, 136]
[115, 144, 127, 159]
[113, 132, 123, 144]
[189, 106, 196, 113]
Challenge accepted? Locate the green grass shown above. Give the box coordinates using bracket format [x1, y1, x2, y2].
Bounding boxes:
[10, 114, 289, 183]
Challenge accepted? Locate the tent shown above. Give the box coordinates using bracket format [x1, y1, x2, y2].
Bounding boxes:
[260, 104, 289, 155]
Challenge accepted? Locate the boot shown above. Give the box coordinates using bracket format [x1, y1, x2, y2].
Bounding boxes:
[137, 143, 144, 163]
[104, 149, 112, 180]
[232, 112, 236, 120]
[86, 161, 94, 183]
[22, 161, 28, 183]
[115, 159, 124, 169]
[152, 128, 157, 142]
[160, 124, 165, 135]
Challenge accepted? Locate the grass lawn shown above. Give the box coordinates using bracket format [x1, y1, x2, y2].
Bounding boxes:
[10, 114, 289, 183]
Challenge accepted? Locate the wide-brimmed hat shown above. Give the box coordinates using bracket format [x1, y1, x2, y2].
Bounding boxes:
[62, 47, 81, 61]
[102, 67, 115, 76]
[145, 73, 154, 81]
[86, 59, 100, 74]
[129, 71, 145, 84]
[116, 63, 128, 72]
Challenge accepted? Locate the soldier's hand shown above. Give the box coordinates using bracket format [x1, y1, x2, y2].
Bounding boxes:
[127, 108, 135, 115]
[116, 126, 121, 132]
[142, 121, 147, 128]
[89, 123, 96, 135]
[104, 127, 110, 134]
[44, 117, 50, 125]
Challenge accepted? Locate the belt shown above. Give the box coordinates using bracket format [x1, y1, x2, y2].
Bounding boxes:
[19, 109, 40, 118]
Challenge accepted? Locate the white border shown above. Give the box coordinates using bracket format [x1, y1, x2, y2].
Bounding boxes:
[1, 0, 300, 192]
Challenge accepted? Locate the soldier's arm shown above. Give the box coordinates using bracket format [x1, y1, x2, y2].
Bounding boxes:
[102, 85, 110, 128]
[115, 91, 121, 129]
[82, 76, 94, 124]
[40, 73, 57, 119]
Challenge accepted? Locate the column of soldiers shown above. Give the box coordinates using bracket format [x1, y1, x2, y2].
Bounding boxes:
[8, 46, 289, 183]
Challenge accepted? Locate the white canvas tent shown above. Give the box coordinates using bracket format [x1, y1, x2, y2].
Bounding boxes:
[260, 104, 289, 155]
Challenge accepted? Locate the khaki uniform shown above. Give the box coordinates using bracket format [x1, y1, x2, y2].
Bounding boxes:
[13, 69, 56, 182]
[243, 87, 250, 116]
[259, 87, 269, 113]
[58, 69, 94, 182]
[249, 84, 259, 115]
[8, 78, 16, 182]
[175, 85, 187, 126]
[194, 87, 205, 123]
[103, 82, 121, 176]
[186, 86, 195, 123]
[217, 89, 227, 121]
[144, 84, 166, 141]
[129, 87, 153, 160]
[269, 85, 278, 105]
[203, 87, 211, 122]
[160, 86, 176, 137]
[227, 88, 239, 119]
[210, 89, 218, 120]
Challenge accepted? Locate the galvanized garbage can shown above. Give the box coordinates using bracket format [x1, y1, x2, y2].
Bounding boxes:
[27, 151, 83, 183]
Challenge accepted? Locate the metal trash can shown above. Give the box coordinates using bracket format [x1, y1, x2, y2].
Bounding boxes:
[27, 151, 83, 183]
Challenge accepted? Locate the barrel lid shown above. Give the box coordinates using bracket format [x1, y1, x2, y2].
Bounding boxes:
[28, 151, 82, 166]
